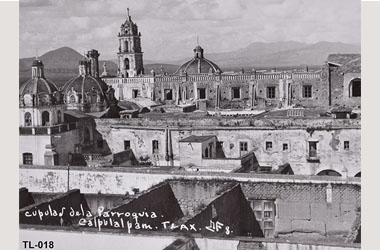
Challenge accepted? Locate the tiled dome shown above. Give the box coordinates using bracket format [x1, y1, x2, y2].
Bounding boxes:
[175, 46, 222, 75]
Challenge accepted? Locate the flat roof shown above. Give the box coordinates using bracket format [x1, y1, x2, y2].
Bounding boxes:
[179, 135, 216, 143]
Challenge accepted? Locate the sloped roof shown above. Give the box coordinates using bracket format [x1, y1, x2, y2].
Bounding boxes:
[327, 54, 361, 72]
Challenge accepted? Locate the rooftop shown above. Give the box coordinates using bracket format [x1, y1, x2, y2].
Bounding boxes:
[179, 135, 216, 143]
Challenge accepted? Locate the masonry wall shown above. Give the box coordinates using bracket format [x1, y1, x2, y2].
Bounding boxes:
[20, 135, 51, 165]
[153, 75, 326, 109]
[19, 167, 361, 239]
[329, 67, 361, 108]
[20, 129, 81, 166]
[240, 182, 360, 239]
[96, 123, 361, 176]
[170, 180, 360, 240]
[184, 185, 263, 237]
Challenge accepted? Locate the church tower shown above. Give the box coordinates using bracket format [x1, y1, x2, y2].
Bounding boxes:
[117, 8, 144, 77]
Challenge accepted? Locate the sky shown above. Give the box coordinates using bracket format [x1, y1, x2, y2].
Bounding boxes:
[20, 0, 361, 61]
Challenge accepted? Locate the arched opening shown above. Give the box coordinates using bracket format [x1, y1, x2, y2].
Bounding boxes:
[350, 78, 361, 97]
[41, 111, 50, 126]
[83, 127, 91, 144]
[57, 110, 62, 124]
[23, 153, 33, 165]
[204, 148, 209, 158]
[355, 172, 361, 177]
[124, 58, 130, 70]
[317, 170, 342, 176]
[124, 41, 129, 52]
[69, 95, 76, 104]
[24, 112, 32, 126]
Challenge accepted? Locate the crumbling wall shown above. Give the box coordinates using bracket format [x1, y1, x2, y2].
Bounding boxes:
[240, 182, 361, 239]
[96, 120, 360, 176]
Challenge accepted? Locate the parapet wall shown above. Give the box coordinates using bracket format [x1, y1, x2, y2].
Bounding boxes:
[19, 166, 360, 242]
[19, 165, 360, 195]
[95, 117, 361, 129]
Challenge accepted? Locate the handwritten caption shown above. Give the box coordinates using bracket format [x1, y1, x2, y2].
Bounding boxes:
[23, 205, 232, 235]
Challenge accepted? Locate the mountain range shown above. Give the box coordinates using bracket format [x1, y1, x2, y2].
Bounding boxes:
[19, 41, 360, 86]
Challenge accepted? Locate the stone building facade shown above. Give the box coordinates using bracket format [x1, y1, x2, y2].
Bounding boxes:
[103, 12, 361, 111]
[95, 117, 361, 177]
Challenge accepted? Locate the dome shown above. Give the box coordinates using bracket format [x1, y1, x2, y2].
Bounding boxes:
[62, 73, 110, 113]
[19, 59, 61, 107]
[20, 77, 58, 96]
[63, 75, 108, 95]
[175, 46, 222, 75]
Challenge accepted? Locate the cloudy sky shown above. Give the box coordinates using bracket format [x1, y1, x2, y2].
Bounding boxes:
[20, 0, 361, 61]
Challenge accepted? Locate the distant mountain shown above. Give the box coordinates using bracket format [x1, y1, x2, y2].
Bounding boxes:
[20, 42, 360, 86]
[161, 41, 361, 69]
[144, 64, 179, 74]
[19, 47, 118, 87]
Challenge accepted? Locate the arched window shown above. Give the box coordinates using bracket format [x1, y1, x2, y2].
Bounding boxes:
[83, 127, 91, 144]
[124, 58, 130, 70]
[124, 41, 129, 52]
[204, 148, 209, 158]
[24, 112, 32, 126]
[23, 153, 33, 165]
[69, 95, 76, 104]
[317, 170, 342, 176]
[57, 110, 62, 124]
[350, 78, 361, 97]
[41, 111, 50, 126]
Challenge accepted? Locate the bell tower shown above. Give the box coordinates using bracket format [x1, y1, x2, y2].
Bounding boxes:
[117, 8, 144, 77]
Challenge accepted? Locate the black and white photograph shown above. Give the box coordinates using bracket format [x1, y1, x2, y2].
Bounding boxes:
[18, 0, 361, 249]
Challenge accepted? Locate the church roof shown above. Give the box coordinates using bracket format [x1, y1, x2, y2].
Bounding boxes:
[19, 77, 58, 96]
[20, 58, 58, 96]
[175, 46, 222, 75]
[62, 75, 108, 96]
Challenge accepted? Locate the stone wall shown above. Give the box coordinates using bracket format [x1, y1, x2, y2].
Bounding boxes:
[19, 167, 360, 239]
[168, 179, 360, 240]
[19, 129, 81, 166]
[19, 166, 361, 195]
[95, 121, 361, 176]
[183, 185, 264, 237]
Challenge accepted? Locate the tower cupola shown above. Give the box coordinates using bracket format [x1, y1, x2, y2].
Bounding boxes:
[31, 58, 44, 79]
